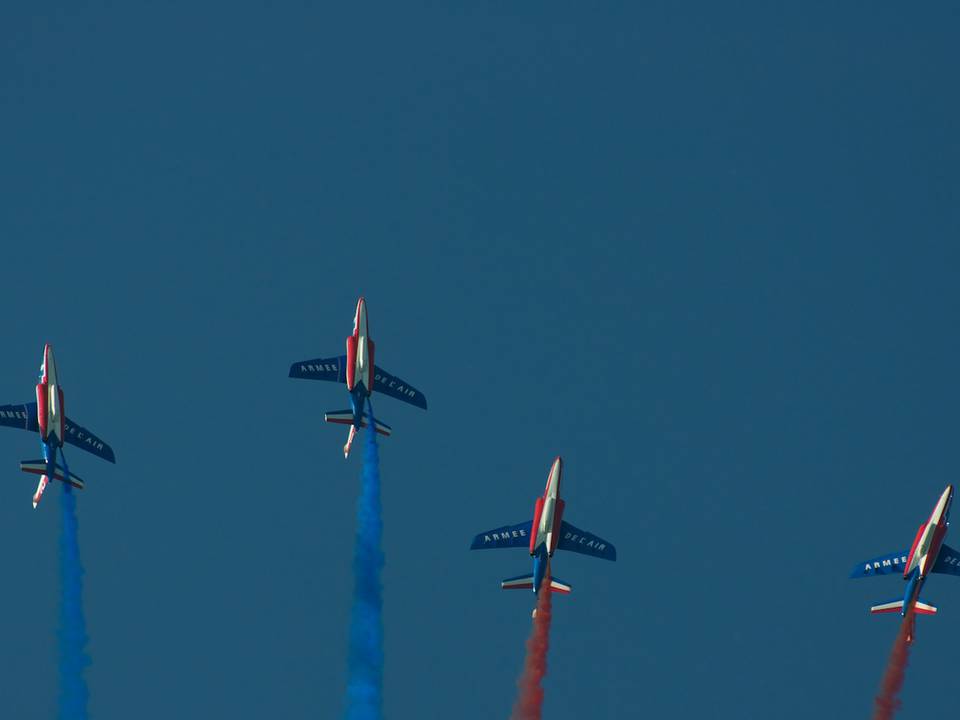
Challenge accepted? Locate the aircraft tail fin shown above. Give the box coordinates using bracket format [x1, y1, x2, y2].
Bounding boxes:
[32, 474, 49, 509]
[501, 574, 572, 594]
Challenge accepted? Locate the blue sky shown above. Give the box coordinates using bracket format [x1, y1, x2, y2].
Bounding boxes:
[1, 3, 959, 718]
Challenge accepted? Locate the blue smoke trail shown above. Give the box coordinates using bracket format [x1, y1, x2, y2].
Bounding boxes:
[344, 402, 384, 720]
[59, 483, 90, 720]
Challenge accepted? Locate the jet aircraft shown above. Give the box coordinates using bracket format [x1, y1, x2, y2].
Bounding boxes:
[850, 484, 958, 643]
[470, 456, 616, 595]
[0, 344, 115, 507]
[288, 297, 427, 458]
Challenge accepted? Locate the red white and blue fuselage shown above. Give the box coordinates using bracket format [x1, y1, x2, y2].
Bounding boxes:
[339, 298, 378, 457]
[890, 485, 953, 635]
[29, 345, 73, 507]
[37, 344, 65, 449]
[527, 457, 566, 593]
[346, 297, 374, 399]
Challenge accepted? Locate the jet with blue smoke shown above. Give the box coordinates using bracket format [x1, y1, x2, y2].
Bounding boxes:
[0, 344, 116, 509]
[344, 399, 384, 720]
[59, 484, 90, 720]
[287, 296, 428, 460]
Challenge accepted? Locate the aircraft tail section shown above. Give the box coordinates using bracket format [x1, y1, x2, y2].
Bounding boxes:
[359, 413, 392, 437]
[324, 410, 355, 426]
[323, 410, 391, 437]
[501, 574, 572, 594]
[20, 460, 84, 489]
[325, 411, 391, 458]
[870, 599, 905, 615]
[869, 599, 938, 615]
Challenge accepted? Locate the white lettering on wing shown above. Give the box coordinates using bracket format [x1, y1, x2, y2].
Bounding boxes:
[303, 363, 339, 374]
[483, 528, 528, 543]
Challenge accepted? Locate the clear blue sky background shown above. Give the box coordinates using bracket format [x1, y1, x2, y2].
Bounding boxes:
[1, 3, 958, 718]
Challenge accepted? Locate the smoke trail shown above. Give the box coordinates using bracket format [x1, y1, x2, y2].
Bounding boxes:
[59, 484, 90, 720]
[872, 610, 914, 720]
[344, 408, 384, 720]
[510, 577, 554, 720]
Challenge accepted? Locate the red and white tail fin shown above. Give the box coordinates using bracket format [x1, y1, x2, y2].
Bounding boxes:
[33, 475, 49, 509]
[344, 426, 358, 459]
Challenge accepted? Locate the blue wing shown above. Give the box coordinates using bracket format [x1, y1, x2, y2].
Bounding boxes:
[0, 403, 114, 463]
[373, 365, 427, 410]
[288, 356, 347, 383]
[849, 550, 909, 578]
[932, 543, 960, 577]
[62, 417, 116, 463]
[470, 521, 532, 550]
[557, 521, 617, 561]
[0, 403, 39, 432]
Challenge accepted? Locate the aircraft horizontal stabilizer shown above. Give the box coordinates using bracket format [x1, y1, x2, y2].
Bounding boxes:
[19, 460, 84, 489]
[500, 574, 572, 593]
[869, 599, 938, 615]
[870, 600, 904, 614]
[322, 411, 392, 436]
[359, 414, 392, 437]
[501, 574, 535, 591]
[324, 410, 355, 425]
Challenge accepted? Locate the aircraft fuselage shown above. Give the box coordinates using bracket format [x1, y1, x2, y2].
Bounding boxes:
[900, 485, 954, 616]
[528, 457, 566, 593]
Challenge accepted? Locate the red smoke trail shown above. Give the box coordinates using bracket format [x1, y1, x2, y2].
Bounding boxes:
[872, 610, 914, 720]
[510, 579, 553, 720]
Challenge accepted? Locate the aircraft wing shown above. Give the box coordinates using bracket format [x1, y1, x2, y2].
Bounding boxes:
[373, 365, 427, 410]
[470, 521, 532, 550]
[932, 543, 960, 577]
[0, 403, 114, 463]
[0, 403, 40, 432]
[849, 550, 909, 578]
[288, 356, 347, 383]
[557, 520, 617, 561]
[63, 416, 116, 463]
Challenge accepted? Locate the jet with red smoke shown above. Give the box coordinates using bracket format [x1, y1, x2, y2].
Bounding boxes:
[0, 344, 115, 508]
[850, 484, 958, 643]
[289, 297, 427, 458]
[470, 456, 616, 595]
